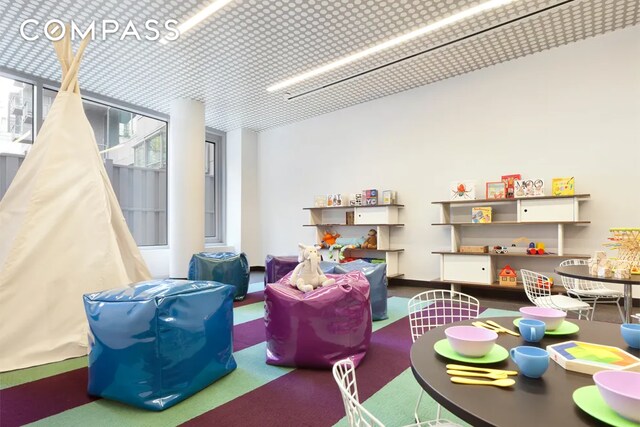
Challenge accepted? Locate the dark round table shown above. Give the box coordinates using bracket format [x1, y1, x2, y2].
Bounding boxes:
[555, 264, 640, 324]
[410, 317, 640, 427]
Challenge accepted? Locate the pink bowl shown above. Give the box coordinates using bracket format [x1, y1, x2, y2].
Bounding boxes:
[593, 370, 640, 423]
[445, 326, 497, 358]
[519, 306, 566, 331]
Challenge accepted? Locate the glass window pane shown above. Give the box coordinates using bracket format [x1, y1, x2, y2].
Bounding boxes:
[41, 89, 167, 246]
[0, 76, 34, 200]
[205, 141, 216, 237]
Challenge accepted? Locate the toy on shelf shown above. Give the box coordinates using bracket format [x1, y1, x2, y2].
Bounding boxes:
[471, 207, 492, 223]
[327, 193, 347, 207]
[527, 242, 546, 255]
[290, 244, 336, 292]
[493, 245, 508, 254]
[349, 193, 363, 206]
[551, 177, 575, 196]
[536, 275, 554, 289]
[501, 174, 521, 198]
[320, 230, 340, 249]
[499, 265, 517, 286]
[450, 181, 476, 200]
[460, 245, 488, 253]
[604, 228, 640, 275]
[361, 229, 378, 249]
[314, 195, 326, 207]
[382, 190, 397, 205]
[328, 237, 366, 261]
[486, 181, 506, 199]
[363, 189, 378, 205]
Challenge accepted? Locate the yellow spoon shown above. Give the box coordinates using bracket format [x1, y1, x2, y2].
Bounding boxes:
[486, 320, 521, 337]
[447, 370, 507, 380]
[446, 364, 518, 376]
[450, 377, 515, 387]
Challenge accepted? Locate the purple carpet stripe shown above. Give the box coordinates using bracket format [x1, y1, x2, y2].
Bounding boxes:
[0, 310, 267, 425]
[234, 290, 264, 307]
[233, 318, 265, 352]
[0, 368, 98, 427]
[181, 316, 413, 427]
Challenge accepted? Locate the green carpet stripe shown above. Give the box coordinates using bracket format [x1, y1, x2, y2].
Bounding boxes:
[0, 357, 88, 390]
[0, 300, 266, 391]
[232, 301, 266, 325]
[333, 368, 470, 427]
[479, 308, 520, 318]
[29, 297, 411, 426]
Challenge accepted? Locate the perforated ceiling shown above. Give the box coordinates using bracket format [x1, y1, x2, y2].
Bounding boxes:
[0, 0, 637, 131]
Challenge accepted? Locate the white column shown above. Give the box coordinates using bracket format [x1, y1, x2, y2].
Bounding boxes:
[169, 99, 205, 278]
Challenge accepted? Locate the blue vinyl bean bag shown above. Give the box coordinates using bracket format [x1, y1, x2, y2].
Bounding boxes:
[188, 252, 250, 300]
[83, 280, 237, 411]
[335, 260, 388, 321]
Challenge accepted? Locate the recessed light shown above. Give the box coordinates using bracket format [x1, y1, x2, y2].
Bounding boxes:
[267, 0, 516, 92]
[161, 0, 234, 44]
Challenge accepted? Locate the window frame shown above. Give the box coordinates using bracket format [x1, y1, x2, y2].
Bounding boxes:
[0, 67, 227, 247]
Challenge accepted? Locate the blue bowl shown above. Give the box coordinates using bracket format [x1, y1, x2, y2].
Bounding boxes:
[621, 324, 640, 349]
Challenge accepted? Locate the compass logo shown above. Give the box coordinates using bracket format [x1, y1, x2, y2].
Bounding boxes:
[19, 19, 180, 42]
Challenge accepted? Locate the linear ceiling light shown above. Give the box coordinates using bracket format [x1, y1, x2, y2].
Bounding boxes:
[267, 0, 516, 92]
[161, 0, 234, 44]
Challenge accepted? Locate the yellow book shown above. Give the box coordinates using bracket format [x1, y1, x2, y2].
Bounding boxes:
[552, 177, 575, 196]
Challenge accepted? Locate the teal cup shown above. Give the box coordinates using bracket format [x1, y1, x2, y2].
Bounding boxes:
[510, 346, 549, 378]
[518, 319, 546, 343]
[621, 323, 640, 349]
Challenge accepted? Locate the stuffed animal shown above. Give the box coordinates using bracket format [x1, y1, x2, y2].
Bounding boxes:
[361, 229, 377, 249]
[321, 230, 340, 248]
[290, 243, 336, 292]
[328, 237, 366, 261]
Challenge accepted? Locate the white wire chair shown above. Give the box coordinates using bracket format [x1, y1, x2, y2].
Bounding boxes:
[332, 359, 457, 427]
[407, 290, 477, 426]
[559, 259, 624, 322]
[521, 269, 592, 320]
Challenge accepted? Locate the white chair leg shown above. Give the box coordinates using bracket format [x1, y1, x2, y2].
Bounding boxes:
[615, 299, 625, 323]
[436, 403, 442, 420]
[414, 389, 424, 423]
[590, 300, 598, 321]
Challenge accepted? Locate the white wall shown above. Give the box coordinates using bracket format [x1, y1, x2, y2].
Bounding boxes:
[258, 26, 640, 295]
[227, 128, 261, 264]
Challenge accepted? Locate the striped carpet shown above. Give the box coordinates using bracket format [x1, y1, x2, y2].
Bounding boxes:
[0, 283, 520, 427]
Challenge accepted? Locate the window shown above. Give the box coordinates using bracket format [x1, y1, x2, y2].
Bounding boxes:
[0, 76, 34, 199]
[40, 89, 168, 246]
[205, 133, 224, 242]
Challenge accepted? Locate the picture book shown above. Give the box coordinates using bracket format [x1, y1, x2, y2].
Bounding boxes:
[450, 181, 476, 200]
[471, 207, 492, 223]
[552, 177, 575, 196]
[501, 174, 521, 198]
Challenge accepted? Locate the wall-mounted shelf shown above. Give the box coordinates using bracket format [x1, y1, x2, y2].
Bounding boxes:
[431, 194, 590, 205]
[432, 251, 589, 259]
[432, 221, 590, 226]
[429, 279, 563, 294]
[304, 223, 404, 227]
[432, 193, 591, 295]
[305, 203, 404, 277]
[304, 204, 405, 210]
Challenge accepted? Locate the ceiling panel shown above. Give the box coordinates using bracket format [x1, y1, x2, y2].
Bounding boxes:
[0, 0, 637, 131]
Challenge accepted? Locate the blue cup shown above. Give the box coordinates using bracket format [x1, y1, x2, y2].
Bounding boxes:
[518, 319, 546, 343]
[621, 323, 640, 349]
[510, 346, 549, 378]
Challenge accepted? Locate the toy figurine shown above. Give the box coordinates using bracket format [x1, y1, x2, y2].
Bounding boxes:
[290, 244, 335, 292]
[361, 229, 378, 249]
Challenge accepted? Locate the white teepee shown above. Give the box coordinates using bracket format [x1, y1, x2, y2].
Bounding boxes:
[0, 27, 151, 372]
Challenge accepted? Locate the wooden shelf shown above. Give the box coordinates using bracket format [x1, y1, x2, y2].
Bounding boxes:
[388, 273, 405, 279]
[431, 194, 590, 205]
[429, 279, 564, 294]
[431, 221, 590, 226]
[346, 248, 404, 253]
[303, 204, 404, 210]
[432, 251, 589, 259]
[304, 223, 405, 227]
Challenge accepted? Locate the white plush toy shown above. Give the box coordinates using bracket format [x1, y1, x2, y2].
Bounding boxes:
[290, 243, 335, 292]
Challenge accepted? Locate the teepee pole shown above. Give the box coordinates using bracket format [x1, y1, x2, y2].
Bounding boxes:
[60, 35, 90, 93]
